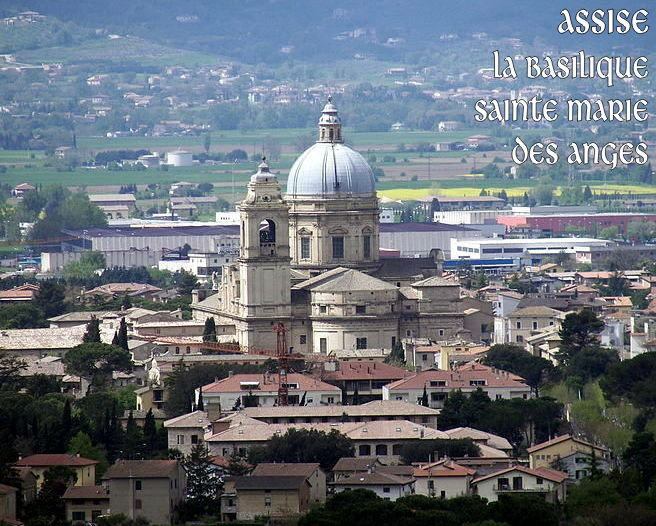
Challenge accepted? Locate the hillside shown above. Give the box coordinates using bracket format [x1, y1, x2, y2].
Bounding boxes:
[1, 0, 653, 64]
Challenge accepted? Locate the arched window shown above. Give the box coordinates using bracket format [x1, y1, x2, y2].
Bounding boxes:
[259, 219, 276, 244]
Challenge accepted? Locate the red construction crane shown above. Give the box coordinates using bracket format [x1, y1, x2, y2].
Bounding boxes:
[139, 322, 307, 405]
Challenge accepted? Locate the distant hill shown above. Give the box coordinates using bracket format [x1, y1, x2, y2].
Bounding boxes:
[1, 0, 653, 64]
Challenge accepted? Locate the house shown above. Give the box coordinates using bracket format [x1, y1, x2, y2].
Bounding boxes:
[205, 418, 447, 464]
[438, 121, 463, 132]
[382, 362, 532, 409]
[495, 306, 565, 345]
[321, 361, 412, 404]
[239, 400, 442, 428]
[135, 384, 167, 412]
[0, 327, 86, 360]
[222, 464, 324, 522]
[13, 467, 37, 503]
[199, 373, 342, 409]
[164, 411, 212, 455]
[412, 459, 476, 498]
[443, 427, 513, 455]
[331, 457, 384, 481]
[14, 454, 98, 490]
[62, 485, 109, 523]
[250, 463, 326, 505]
[102, 460, 186, 525]
[0, 484, 18, 523]
[471, 466, 568, 503]
[0, 284, 40, 303]
[527, 435, 611, 479]
[12, 183, 35, 198]
[330, 471, 414, 501]
[82, 283, 164, 302]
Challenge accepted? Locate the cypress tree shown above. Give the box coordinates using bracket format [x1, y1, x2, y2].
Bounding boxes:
[143, 409, 157, 451]
[117, 318, 129, 351]
[83, 316, 101, 343]
[197, 388, 205, 411]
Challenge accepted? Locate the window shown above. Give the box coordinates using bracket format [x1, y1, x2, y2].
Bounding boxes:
[332, 236, 344, 259]
[356, 337, 368, 349]
[301, 237, 311, 259]
[392, 444, 402, 455]
[376, 444, 388, 455]
[536, 477, 544, 485]
[440, 490, 446, 499]
[363, 235, 371, 259]
[135, 499, 142, 510]
[438, 329, 444, 337]
[72, 512, 86, 521]
[135, 480, 142, 490]
[383, 487, 390, 493]
[320, 338, 327, 353]
[497, 478, 510, 491]
[264, 497, 271, 507]
[532, 321, 538, 330]
[516, 321, 521, 329]
[356, 305, 366, 314]
[428, 480, 434, 490]
[177, 435, 185, 445]
[359, 445, 371, 456]
[300, 335, 307, 345]
[191, 435, 198, 444]
[512, 477, 523, 490]
[319, 305, 327, 314]
[327, 396, 335, 404]
[516, 335, 524, 343]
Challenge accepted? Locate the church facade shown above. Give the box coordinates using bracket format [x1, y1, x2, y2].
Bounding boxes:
[192, 100, 468, 354]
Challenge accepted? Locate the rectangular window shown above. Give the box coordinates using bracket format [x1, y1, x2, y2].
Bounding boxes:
[177, 435, 185, 445]
[533, 321, 538, 330]
[300, 335, 307, 344]
[356, 337, 368, 349]
[356, 305, 366, 314]
[516, 321, 521, 329]
[383, 487, 390, 493]
[332, 236, 344, 259]
[319, 305, 327, 314]
[135, 480, 142, 490]
[191, 435, 198, 444]
[301, 237, 311, 259]
[135, 499, 142, 510]
[320, 338, 327, 353]
[363, 235, 371, 259]
[72, 512, 86, 521]
[265, 497, 271, 507]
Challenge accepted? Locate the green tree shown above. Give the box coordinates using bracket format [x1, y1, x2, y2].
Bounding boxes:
[600, 352, 656, 409]
[68, 431, 108, 480]
[176, 271, 198, 296]
[385, 341, 405, 364]
[420, 386, 429, 407]
[0, 351, 26, 389]
[63, 343, 132, 391]
[400, 438, 479, 464]
[202, 317, 217, 351]
[483, 344, 554, 396]
[34, 280, 66, 318]
[143, 408, 158, 451]
[251, 428, 354, 470]
[181, 443, 221, 519]
[123, 411, 144, 460]
[63, 251, 107, 280]
[600, 225, 620, 240]
[83, 315, 101, 343]
[117, 317, 129, 351]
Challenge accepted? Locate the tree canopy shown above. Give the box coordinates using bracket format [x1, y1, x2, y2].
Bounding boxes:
[63, 342, 132, 390]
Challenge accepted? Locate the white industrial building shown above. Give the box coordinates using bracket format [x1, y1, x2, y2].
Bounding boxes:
[166, 150, 193, 167]
[433, 210, 503, 225]
[451, 237, 612, 260]
[380, 223, 483, 258]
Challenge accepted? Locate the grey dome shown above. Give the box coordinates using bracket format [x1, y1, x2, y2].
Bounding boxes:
[286, 142, 375, 197]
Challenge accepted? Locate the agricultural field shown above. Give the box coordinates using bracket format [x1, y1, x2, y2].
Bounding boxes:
[3, 128, 656, 202]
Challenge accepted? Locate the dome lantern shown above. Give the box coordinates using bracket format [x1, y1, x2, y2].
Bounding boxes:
[318, 96, 343, 143]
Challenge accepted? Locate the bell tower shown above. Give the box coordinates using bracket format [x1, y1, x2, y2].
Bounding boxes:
[236, 159, 292, 347]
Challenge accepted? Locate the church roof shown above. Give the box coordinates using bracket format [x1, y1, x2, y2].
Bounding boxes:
[411, 275, 460, 287]
[310, 269, 398, 293]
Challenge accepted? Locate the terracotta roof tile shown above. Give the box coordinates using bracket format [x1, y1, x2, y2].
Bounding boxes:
[15, 454, 98, 467]
[104, 460, 179, 479]
[62, 486, 108, 499]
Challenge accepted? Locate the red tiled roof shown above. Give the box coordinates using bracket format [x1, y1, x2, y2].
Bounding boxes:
[62, 486, 108, 499]
[0, 284, 39, 300]
[386, 362, 527, 391]
[413, 459, 476, 477]
[472, 465, 568, 484]
[15, 454, 98, 467]
[202, 373, 340, 393]
[324, 362, 411, 382]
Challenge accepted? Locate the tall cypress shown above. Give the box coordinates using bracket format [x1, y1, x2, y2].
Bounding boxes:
[117, 318, 129, 351]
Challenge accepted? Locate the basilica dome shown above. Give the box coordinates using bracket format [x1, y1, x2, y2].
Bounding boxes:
[286, 99, 375, 198]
